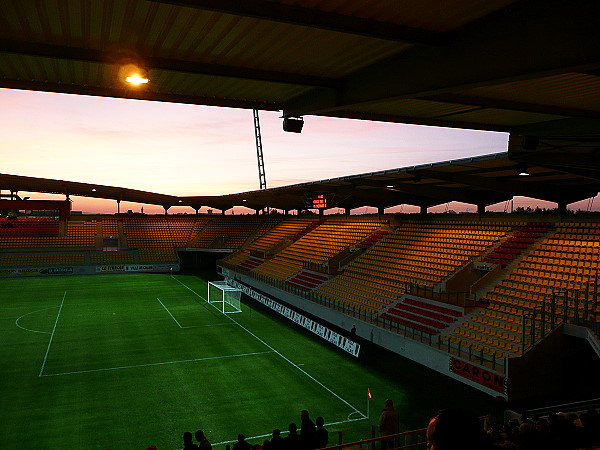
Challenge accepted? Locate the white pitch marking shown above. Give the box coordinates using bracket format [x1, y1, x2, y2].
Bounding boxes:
[15, 307, 58, 334]
[157, 297, 184, 328]
[213, 416, 367, 446]
[171, 276, 367, 419]
[40, 350, 274, 377]
[155, 297, 232, 329]
[39, 291, 67, 377]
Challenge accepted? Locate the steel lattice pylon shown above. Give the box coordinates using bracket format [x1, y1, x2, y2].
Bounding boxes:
[253, 110, 267, 191]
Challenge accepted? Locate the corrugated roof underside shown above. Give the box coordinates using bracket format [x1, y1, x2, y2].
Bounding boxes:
[0, 0, 409, 79]
[460, 73, 600, 112]
[277, 0, 520, 31]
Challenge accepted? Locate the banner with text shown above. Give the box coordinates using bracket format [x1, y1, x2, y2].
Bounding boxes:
[230, 279, 360, 357]
[450, 357, 507, 394]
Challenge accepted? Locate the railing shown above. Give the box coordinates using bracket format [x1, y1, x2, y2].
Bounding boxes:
[522, 273, 600, 353]
[524, 397, 600, 418]
[221, 428, 429, 450]
[219, 261, 508, 373]
[319, 428, 428, 450]
[407, 284, 475, 308]
[265, 238, 292, 257]
[221, 262, 508, 371]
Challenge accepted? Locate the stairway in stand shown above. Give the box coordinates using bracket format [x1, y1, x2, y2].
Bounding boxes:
[482, 222, 554, 267]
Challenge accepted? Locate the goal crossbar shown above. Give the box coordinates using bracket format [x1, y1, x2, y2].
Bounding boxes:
[207, 280, 242, 314]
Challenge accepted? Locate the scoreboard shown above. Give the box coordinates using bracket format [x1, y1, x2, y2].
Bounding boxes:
[305, 193, 327, 209]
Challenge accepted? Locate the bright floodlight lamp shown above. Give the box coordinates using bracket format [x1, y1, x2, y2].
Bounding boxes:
[119, 62, 149, 86]
[516, 163, 530, 176]
[126, 74, 149, 85]
[283, 116, 304, 133]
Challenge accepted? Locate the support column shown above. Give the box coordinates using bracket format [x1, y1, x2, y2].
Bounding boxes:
[477, 204, 485, 221]
[318, 208, 324, 216]
[117, 199, 121, 214]
[420, 205, 427, 215]
[558, 202, 567, 221]
[345, 207, 351, 217]
[377, 206, 385, 217]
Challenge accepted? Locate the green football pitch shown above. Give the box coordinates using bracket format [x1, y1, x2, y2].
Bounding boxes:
[0, 273, 493, 449]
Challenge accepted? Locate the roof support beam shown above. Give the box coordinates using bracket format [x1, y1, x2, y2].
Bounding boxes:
[0, 78, 282, 111]
[423, 93, 600, 120]
[0, 40, 338, 88]
[416, 168, 596, 204]
[149, 0, 447, 45]
[286, 0, 600, 116]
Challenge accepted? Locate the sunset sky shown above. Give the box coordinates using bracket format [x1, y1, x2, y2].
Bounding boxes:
[0, 87, 595, 214]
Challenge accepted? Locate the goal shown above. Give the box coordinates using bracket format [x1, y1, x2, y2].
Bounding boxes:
[207, 280, 242, 314]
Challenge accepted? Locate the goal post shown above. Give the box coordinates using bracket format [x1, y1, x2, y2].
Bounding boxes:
[207, 280, 242, 314]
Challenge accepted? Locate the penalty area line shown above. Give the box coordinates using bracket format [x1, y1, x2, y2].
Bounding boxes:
[157, 297, 184, 328]
[171, 276, 367, 421]
[40, 350, 274, 377]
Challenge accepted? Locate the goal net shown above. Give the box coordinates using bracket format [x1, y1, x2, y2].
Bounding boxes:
[207, 280, 242, 314]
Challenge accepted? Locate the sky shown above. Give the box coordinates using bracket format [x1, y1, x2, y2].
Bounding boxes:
[0, 87, 596, 215]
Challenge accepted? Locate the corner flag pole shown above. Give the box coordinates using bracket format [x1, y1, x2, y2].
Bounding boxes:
[367, 388, 372, 418]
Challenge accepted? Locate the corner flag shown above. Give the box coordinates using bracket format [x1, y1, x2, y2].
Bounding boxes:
[368, 388, 372, 400]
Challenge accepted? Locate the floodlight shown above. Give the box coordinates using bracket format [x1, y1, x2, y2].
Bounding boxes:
[283, 116, 304, 133]
[516, 163, 530, 176]
[126, 75, 149, 85]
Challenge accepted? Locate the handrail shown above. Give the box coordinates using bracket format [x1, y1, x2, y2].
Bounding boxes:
[318, 428, 428, 450]
[525, 397, 600, 416]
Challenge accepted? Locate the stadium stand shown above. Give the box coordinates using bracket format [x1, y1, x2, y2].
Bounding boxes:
[2, 212, 599, 401]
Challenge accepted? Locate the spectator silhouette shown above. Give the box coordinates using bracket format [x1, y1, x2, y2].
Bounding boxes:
[233, 434, 253, 450]
[378, 399, 400, 450]
[271, 429, 284, 450]
[314, 416, 328, 449]
[283, 423, 301, 450]
[426, 408, 492, 450]
[183, 431, 199, 450]
[300, 410, 316, 449]
[195, 430, 212, 450]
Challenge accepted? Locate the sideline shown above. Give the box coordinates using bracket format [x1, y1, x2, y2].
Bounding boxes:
[213, 414, 369, 446]
[170, 276, 368, 421]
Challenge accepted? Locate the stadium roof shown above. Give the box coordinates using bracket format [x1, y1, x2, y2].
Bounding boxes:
[0, 0, 598, 136]
[1, 152, 598, 213]
[0, 0, 598, 211]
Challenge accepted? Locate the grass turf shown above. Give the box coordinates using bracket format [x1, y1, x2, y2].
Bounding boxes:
[0, 273, 494, 449]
